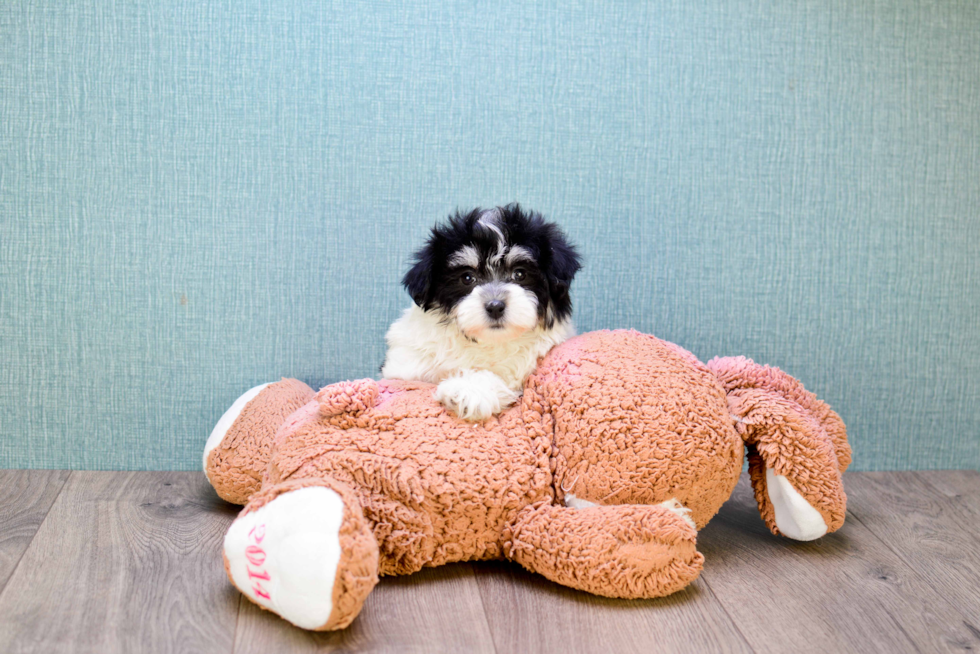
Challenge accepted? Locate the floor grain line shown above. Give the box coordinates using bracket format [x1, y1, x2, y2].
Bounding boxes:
[467, 563, 502, 654]
[846, 509, 922, 575]
[697, 572, 757, 654]
[472, 570, 501, 654]
[0, 469, 72, 596]
[914, 470, 980, 519]
[888, 605, 924, 654]
[231, 591, 244, 654]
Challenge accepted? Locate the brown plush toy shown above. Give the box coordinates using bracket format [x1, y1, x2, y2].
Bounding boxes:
[203, 329, 850, 631]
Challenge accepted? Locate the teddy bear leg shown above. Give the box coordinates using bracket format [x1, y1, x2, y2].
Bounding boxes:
[504, 502, 704, 599]
[223, 479, 380, 631]
[732, 390, 848, 540]
[204, 378, 315, 504]
[708, 356, 849, 541]
[746, 447, 841, 541]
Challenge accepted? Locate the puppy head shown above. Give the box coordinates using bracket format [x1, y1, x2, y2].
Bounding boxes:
[403, 204, 581, 343]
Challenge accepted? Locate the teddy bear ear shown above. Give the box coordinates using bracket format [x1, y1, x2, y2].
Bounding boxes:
[316, 379, 379, 417]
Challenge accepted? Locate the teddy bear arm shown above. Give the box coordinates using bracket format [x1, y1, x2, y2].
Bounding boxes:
[204, 378, 316, 504]
[503, 502, 704, 599]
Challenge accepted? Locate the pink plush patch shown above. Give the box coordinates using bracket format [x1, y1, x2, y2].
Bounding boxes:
[272, 400, 321, 451]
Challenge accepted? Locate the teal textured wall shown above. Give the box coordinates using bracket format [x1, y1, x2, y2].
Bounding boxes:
[1, 1, 978, 471]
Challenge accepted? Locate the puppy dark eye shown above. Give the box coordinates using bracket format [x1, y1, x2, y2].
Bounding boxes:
[461, 272, 475, 286]
[513, 269, 526, 281]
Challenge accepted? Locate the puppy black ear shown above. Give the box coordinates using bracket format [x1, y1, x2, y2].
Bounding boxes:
[546, 225, 582, 287]
[402, 248, 434, 308]
[543, 225, 582, 325]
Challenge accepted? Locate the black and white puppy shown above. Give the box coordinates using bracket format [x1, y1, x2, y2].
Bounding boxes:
[381, 204, 582, 421]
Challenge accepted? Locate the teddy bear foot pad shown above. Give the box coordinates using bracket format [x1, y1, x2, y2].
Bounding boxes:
[224, 487, 345, 630]
[765, 469, 828, 541]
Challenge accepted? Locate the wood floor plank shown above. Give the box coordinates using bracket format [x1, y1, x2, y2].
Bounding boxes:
[473, 559, 753, 654]
[233, 562, 496, 654]
[696, 472, 980, 654]
[0, 470, 70, 591]
[915, 470, 980, 517]
[0, 471, 241, 654]
[843, 472, 980, 626]
[2, 469, 977, 653]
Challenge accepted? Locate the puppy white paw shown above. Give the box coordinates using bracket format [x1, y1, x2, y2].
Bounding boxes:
[434, 370, 519, 421]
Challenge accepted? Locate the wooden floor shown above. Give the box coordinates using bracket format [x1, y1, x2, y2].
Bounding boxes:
[0, 471, 977, 653]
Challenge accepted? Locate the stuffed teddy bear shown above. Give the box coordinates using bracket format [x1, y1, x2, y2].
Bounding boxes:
[203, 329, 849, 631]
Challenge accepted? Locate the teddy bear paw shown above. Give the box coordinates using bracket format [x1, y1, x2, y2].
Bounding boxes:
[223, 487, 347, 630]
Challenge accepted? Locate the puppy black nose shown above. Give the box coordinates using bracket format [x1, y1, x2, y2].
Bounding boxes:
[485, 300, 506, 320]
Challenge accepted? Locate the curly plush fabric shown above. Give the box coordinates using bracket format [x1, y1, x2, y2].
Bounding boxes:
[206, 378, 314, 505]
[506, 501, 704, 598]
[232, 476, 380, 630]
[707, 356, 851, 536]
[206, 329, 849, 630]
[534, 330, 743, 529]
